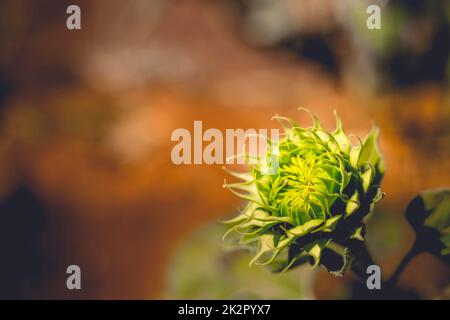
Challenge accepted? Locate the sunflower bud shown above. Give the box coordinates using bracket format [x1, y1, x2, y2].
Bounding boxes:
[223, 110, 384, 276]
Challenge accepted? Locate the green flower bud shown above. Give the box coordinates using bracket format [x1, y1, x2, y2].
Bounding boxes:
[223, 110, 384, 276]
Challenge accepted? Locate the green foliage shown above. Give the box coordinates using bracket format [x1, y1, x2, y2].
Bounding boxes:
[406, 189, 450, 263]
[223, 110, 384, 276]
[166, 223, 315, 299]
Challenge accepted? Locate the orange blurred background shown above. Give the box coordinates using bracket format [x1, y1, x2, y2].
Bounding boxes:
[0, 0, 449, 299]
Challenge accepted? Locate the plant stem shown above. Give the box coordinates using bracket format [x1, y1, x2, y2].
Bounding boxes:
[387, 240, 423, 287]
[350, 241, 376, 282]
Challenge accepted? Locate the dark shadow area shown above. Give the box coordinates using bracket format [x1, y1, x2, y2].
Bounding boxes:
[0, 185, 46, 299]
[386, 25, 450, 88]
[384, 0, 450, 88]
[0, 71, 13, 121]
[278, 34, 341, 78]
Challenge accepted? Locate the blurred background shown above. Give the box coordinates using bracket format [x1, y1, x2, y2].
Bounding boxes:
[0, 0, 449, 299]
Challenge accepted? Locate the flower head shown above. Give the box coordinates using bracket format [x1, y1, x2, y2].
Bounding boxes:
[223, 110, 384, 276]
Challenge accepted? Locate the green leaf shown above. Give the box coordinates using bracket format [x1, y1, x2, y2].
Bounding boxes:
[250, 234, 277, 266]
[221, 214, 249, 225]
[304, 240, 328, 268]
[368, 187, 384, 214]
[313, 215, 342, 233]
[350, 143, 361, 168]
[357, 127, 384, 175]
[286, 219, 324, 238]
[267, 219, 324, 254]
[319, 241, 352, 277]
[406, 189, 450, 263]
[345, 192, 360, 216]
[271, 244, 310, 273]
[360, 164, 375, 194]
[350, 224, 365, 241]
[331, 111, 351, 153]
